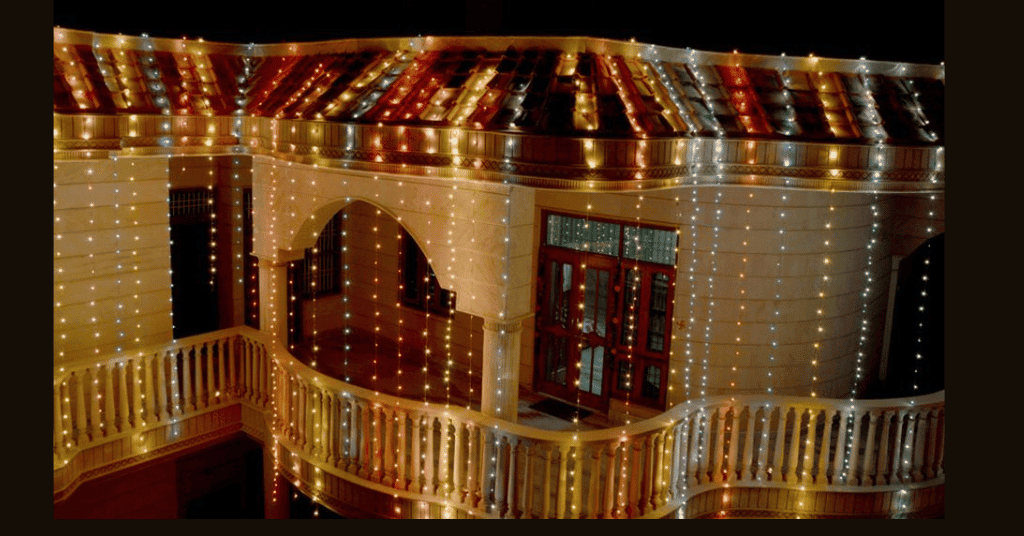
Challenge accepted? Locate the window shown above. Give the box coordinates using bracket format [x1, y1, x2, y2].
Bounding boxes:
[296, 213, 342, 299]
[536, 211, 676, 411]
[401, 229, 453, 315]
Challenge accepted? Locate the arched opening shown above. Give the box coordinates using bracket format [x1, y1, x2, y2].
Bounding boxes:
[876, 233, 944, 397]
[285, 200, 484, 408]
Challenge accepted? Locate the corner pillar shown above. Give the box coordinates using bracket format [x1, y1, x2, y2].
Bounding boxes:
[480, 317, 525, 422]
[256, 252, 301, 346]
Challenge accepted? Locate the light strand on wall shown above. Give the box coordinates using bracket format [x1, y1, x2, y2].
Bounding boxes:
[445, 180, 457, 408]
[810, 174, 838, 399]
[623, 190, 642, 425]
[342, 205, 351, 382]
[732, 189, 756, 394]
[395, 228, 405, 397]
[372, 206, 382, 395]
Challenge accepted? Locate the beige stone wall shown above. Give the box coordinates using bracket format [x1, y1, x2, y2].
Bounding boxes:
[54, 156, 173, 366]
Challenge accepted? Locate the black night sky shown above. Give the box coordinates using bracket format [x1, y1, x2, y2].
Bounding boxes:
[52, 0, 943, 65]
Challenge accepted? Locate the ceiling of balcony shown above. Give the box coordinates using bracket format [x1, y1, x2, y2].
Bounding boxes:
[53, 32, 944, 146]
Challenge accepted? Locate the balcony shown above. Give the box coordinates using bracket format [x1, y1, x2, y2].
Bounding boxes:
[53, 326, 945, 518]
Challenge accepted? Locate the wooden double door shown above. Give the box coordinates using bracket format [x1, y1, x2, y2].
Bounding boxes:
[534, 248, 618, 412]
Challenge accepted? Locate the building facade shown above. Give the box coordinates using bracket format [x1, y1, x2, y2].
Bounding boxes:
[53, 29, 944, 518]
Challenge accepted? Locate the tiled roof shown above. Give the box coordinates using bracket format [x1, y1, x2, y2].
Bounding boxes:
[53, 31, 943, 146]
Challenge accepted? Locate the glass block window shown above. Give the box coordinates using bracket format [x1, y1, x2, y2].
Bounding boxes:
[623, 225, 677, 266]
[546, 213, 620, 257]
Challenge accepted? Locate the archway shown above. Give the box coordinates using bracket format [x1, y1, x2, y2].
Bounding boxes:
[285, 200, 484, 408]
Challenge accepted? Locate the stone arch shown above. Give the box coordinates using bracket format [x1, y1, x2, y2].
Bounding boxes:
[285, 195, 457, 297]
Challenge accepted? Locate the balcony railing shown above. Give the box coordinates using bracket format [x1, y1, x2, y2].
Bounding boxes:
[53, 326, 944, 518]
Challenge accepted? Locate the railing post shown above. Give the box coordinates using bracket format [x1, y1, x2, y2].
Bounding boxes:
[755, 404, 770, 482]
[422, 415, 435, 494]
[324, 393, 336, 466]
[72, 371, 93, 440]
[569, 443, 582, 519]
[876, 410, 892, 484]
[889, 411, 906, 484]
[144, 354, 158, 422]
[523, 442, 536, 517]
[383, 406, 396, 487]
[155, 353, 169, 420]
[506, 437, 519, 518]
[542, 445, 553, 519]
[846, 408, 864, 485]
[924, 408, 939, 479]
[935, 411, 944, 478]
[801, 408, 817, 484]
[451, 418, 464, 501]
[771, 406, 787, 482]
[786, 406, 803, 483]
[652, 430, 665, 507]
[87, 368, 100, 441]
[370, 405, 383, 483]
[205, 342, 216, 407]
[228, 337, 238, 396]
[899, 412, 916, 483]
[724, 409, 739, 483]
[169, 351, 182, 416]
[628, 438, 642, 517]
[912, 409, 927, 482]
[438, 417, 451, 497]
[461, 420, 472, 502]
[831, 408, 849, 484]
[117, 363, 129, 432]
[396, 409, 408, 490]
[588, 445, 602, 518]
[741, 405, 756, 481]
[54, 383, 65, 460]
[861, 410, 879, 485]
[712, 407, 727, 483]
[102, 364, 115, 436]
[555, 444, 567, 519]
[688, 412, 702, 486]
[60, 380, 73, 451]
[182, 347, 194, 412]
[217, 338, 227, 403]
[603, 443, 615, 519]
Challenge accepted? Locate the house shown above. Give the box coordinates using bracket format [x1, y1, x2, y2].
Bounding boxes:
[53, 29, 944, 518]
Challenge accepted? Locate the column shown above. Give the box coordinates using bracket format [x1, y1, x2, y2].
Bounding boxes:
[480, 317, 525, 421]
[257, 256, 293, 345]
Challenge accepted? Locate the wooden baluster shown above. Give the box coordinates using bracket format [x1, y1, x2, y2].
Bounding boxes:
[899, 411, 916, 483]
[506, 437, 518, 518]
[494, 435, 508, 515]
[660, 428, 674, 505]
[846, 409, 864, 485]
[542, 446, 553, 519]
[54, 383, 65, 460]
[73, 373, 89, 443]
[155, 353, 169, 420]
[831, 408, 850, 485]
[741, 406, 756, 481]
[912, 409, 927, 482]
[87, 368, 101, 440]
[875, 410, 892, 484]
[117, 363, 129, 432]
[60, 381, 73, 450]
[588, 445, 602, 518]
[802, 409, 817, 484]
[182, 347, 194, 412]
[258, 345, 267, 405]
[205, 342, 216, 407]
[787, 407, 803, 482]
[253, 344, 262, 405]
[861, 410, 879, 485]
[628, 439, 642, 517]
[382, 406, 396, 486]
[651, 431, 665, 508]
[724, 409, 739, 483]
[603, 443, 616, 519]
[394, 409, 407, 489]
[924, 408, 939, 479]
[228, 337, 238, 396]
[770, 405, 787, 482]
[369, 404, 382, 482]
[129, 360, 144, 428]
[617, 442, 629, 516]
[324, 393, 336, 466]
[712, 407, 727, 483]
[523, 442, 535, 518]
[670, 422, 684, 495]
[144, 354, 158, 422]
[463, 422, 475, 503]
[100, 365, 114, 436]
[755, 405, 771, 482]
[422, 415, 435, 494]
[889, 411, 906, 484]
[438, 417, 451, 496]
[638, 436, 652, 514]
[816, 408, 835, 484]
[698, 411, 712, 484]
[217, 338, 227, 403]
[450, 418, 463, 502]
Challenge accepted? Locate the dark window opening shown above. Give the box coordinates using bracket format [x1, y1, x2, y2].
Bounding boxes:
[401, 229, 454, 315]
[170, 188, 218, 339]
